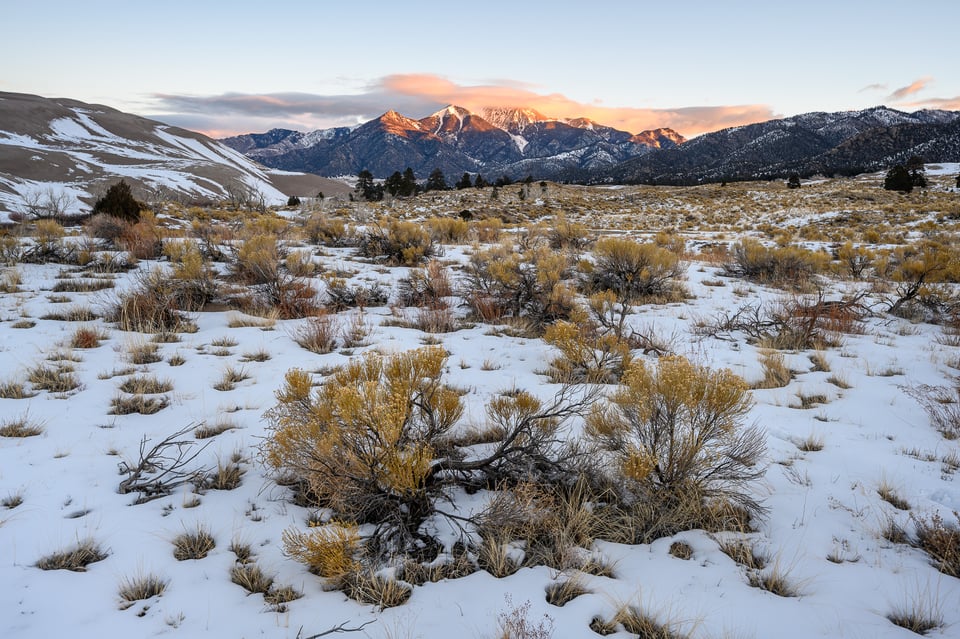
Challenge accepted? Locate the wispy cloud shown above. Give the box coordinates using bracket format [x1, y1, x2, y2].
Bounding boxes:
[887, 77, 933, 101]
[858, 83, 887, 93]
[898, 96, 960, 111]
[148, 74, 776, 138]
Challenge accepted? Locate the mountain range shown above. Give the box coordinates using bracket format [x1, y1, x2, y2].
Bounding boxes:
[224, 105, 960, 185]
[220, 106, 684, 181]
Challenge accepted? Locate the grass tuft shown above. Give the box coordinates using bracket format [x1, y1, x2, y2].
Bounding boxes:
[36, 539, 108, 571]
[173, 526, 216, 561]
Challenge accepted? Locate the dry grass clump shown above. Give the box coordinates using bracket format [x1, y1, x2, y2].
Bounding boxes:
[69, 325, 108, 349]
[212, 366, 250, 391]
[118, 572, 168, 607]
[126, 341, 160, 365]
[912, 511, 960, 577]
[746, 559, 803, 597]
[495, 597, 554, 639]
[2, 492, 24, 509]
[230, 562, 273, 595]
[888, 602, 944, 636]
[717, 538, 768, 570]
[425, 216, 469, 244]
[36, 539, 108, 571]
[752, 350, 793, 389]
[794, 432, 825, 452]
[27, 363, 80, 394]
[239, 347, 271, 362]
[544, 575, 591, 607]
[397, 260, 453, 307]
[0, 378, 36, 399]
[194, 419, 237, 439]
[172, 526, 216, 560]
[109, 394, 170, 415]
[51, 278, 114, 293]
[668, 541, 693, 560]
[292, 314, 339, 354]
[40, 305, 98, 322]
[200, 460, 244, 490]
[878, 479, 911, 511]
[117, 375, 173, 395]
[226, 311, 277, 330]
[341, 569, 412, 609]
[611, 605, 688, 639]
[0, 415, 45, 437]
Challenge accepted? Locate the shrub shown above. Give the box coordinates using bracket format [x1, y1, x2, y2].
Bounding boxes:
[263, 347, 463, 552]
[85, 212, 132, 244]
[547, 215, 590, 251]
[263, 347, 593, 557]
[724, 239, 827, 289]
[587, 356, 765, 516]
[398, 260, 453, 307]
[425, 217, 469, 244]
[164, 240, 217, 310]
[357, 220, 436, 266]
[108, 268, 197, 333]
[281, 523, 360, 579]
[543, 309, 632, 384]
[92, 180, 143, 222]
[117, 210, 164, 260]
[464, 244, 576, 331]
[302, 214, 352, 246]
[912, 511, 960, 577]
[584, 237, 684, 303]
[292, 313, 339, 354]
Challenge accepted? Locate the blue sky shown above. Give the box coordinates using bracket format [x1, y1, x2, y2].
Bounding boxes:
[2, 0, 958, 137]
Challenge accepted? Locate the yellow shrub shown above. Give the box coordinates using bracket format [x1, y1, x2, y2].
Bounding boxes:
[282, 523, 359, 578]
[425, 217, 469, 244]
[586, 237, 684, 302]
[263, 347, 463, 523]
[587, 356, 763, 513]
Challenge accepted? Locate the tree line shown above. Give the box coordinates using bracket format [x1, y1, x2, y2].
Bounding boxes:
[353, 167, 534, 201]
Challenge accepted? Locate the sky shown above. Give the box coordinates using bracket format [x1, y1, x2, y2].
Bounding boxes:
[2, 0, 959, 138]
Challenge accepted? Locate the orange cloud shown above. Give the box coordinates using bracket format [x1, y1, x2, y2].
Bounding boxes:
[899, 96, 960, 111]
[888, 76, 933, 101]
[378, 74, 775, 136]
[152, 74, 779, 138]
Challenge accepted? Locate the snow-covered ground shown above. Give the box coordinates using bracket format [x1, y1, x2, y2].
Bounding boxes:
[1, 199, 959, 639]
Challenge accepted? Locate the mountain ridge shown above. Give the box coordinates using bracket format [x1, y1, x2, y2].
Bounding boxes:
[220, 105, 684, 180]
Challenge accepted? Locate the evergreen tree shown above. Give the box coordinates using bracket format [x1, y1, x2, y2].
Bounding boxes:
[455, 172, 472, 190]
[955, 174, 960, 189]
[287, 195, 301, 207]
[355, 170, 374, 200]
[425, 168, 448, 192]
[883, 164, 913, 193]
[92, 179, 143, 222]
[786, 174, 801, 189]
[384, 171, 404, 197]
[401, 168, 417, 196]
[474, 174, 488, 189]
[906, 155, 927, 188]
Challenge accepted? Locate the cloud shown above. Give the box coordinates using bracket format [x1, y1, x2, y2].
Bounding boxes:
[887, 77, 933, 101]
[858, 83, 887, 93]
[148, 74, 777, 138]
[898, 96, 960, 111]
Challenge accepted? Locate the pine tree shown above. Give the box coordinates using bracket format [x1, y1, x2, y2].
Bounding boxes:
[883, 165, 913, 193]
[384, 171, 404, 197]
[474, 174, 488, 189]
[401, 168, 417, 196]
[92, 179, 143, 222]
[455, 172, 472, 190]
[425, 168, 448, 192]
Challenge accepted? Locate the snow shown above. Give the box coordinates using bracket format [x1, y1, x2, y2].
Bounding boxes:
[1, 208, 959, 638]
[509, 133, 529, 154]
